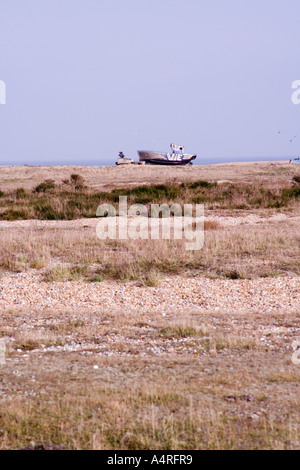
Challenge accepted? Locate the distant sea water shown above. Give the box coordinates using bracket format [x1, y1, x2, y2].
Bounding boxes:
[0, 156, 293, 166]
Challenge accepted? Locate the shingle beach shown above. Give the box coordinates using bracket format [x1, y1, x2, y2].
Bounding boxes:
[0, 271, 299, 315]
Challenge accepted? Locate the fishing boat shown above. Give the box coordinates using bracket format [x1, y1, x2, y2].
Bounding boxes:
[137, 143, 197, 165]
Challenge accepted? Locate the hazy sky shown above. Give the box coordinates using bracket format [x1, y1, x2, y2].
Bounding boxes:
[0, 0, 300, 165]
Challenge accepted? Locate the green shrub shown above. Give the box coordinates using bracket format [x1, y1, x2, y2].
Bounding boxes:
[292, 175, 300, 185]
[0, 209, 29, 220]
[111, 184, 179, 204]
[189, 181, 217, 189]
[15, 188, 28, 198]
[192, 196, 209, 204]
[34, 202, 64, 220]
[282, 187, 300, 199]
[33, 180, 55, 193]
[70, 174, 85, 190]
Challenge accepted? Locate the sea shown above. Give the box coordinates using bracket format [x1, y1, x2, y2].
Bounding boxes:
[0, 155, 293, 166]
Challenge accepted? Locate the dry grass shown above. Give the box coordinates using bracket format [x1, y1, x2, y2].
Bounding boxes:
[0, 219, 299, 280]
[1, 307, 300, 450]
[0, 161, 299, 192]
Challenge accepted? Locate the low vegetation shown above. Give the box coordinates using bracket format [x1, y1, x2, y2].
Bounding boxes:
[0, 308, 300, 450]
[0, 219, 299, 280]
[0, 175, 299, 220]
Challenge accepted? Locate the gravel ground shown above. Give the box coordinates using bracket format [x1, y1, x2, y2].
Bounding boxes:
[0, 215, 299, 316]
[0, 271, 299, 315]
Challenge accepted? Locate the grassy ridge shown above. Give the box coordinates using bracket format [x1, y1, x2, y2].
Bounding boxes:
[0, 175, 299, 220]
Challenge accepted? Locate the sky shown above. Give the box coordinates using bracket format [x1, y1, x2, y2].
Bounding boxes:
[0, 0, 300, 165]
